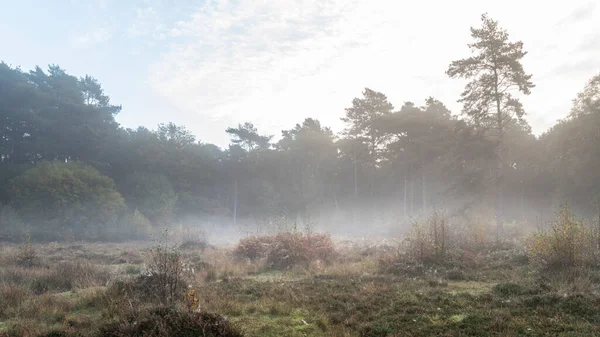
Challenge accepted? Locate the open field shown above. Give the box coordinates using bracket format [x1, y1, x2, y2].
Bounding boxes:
[1, 225, 600, 337]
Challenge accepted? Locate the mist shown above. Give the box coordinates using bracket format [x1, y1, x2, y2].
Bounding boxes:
[2, 8, 600, 337]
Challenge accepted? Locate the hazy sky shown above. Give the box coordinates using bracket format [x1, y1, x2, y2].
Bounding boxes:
[1, 0, 599, 147]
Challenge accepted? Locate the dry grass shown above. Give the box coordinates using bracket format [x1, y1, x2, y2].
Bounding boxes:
[0, 214, 599, 336]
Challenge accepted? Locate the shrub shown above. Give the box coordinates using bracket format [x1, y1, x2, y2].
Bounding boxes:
[121, 172, 177, 226]
[178, 227, 210, 252]
[526, 204, 597, 269]
[266, 232, 335, 270]
[404, 210, 450, 264]
[16, 230, 38, 267]
[232, 235, 274, 260]
[233, 232, 336, 270]
[9, 161, 126, 238]
[492, 282, 524, 297]
[99, 307, 243, 337]
[125, 209, 153, 238]
[146, 237, 186, 306]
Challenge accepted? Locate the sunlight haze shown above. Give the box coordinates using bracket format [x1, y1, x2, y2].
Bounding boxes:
[1, 0, 598, 147]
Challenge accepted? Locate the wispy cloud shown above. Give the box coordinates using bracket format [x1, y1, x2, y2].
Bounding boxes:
[70, 27, 113, 48]
[554, 1, 597, 26]
[146, 0, 600, 141]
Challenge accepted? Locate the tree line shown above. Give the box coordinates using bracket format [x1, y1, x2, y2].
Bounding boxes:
[1, 14, 599, 241]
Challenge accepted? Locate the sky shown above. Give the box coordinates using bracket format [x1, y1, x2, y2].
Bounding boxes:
[1, 0, 599, 148]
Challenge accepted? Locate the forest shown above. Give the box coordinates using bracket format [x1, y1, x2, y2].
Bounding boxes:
[1, 15, 598, 243]
[1, 13, 600, 337]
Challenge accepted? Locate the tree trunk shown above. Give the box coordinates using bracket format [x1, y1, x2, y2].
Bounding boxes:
[233, 179, 238, 227]
[521, 184, 525, 223]
[495, 137, 504, 241]
[596, 195, 600, 251]
[493, 66, 505, 241]
[422, 169, 427, 215]
[403, 173, 408, 222]
[410, 178, 415, 217]
[353, 155, 358, 229]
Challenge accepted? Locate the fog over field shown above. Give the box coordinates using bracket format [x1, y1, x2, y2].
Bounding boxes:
[1, 2, 600, 337]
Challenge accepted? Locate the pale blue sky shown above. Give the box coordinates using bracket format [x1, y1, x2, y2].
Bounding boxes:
[2, 0, 599, 147]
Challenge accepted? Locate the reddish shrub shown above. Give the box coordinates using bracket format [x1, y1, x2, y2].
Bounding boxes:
[233, 232, 336, 270]
[232, 236, 274, 260]
[266, 232, 336, 270]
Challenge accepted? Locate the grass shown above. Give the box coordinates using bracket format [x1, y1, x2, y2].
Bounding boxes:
[0, 231, 599, 337]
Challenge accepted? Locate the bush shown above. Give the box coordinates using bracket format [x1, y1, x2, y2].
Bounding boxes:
[492, 282, 524, 297]
[9, 161, 126, 238]
[526, 204, 597, 269]
[266, 232, 335, 270]
[177, 227, 210, 252]
[16, 231, 38, 267]
[99, 307, 243, 337]
[404, 210, 450, 264]
[146, 238, 186, 306]
[233, 232, 336, 270]
[121, 172, 177, 226]
[126, 209, 153, 238]
[233, 235, 274, 260]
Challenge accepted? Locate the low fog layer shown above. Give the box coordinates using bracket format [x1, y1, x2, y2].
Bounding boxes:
[1, 14, 600, 244]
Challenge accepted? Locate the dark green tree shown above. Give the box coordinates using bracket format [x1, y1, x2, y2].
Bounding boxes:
[10, 161, 125, 238]
[447, 13, 534, 238]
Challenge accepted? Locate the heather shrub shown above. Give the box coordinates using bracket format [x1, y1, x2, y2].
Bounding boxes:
[99, 307, 243, 337]
[146, 238, 187, 306]
[527, 204, 597, 269]
[178, 227, 210, 251]
[233, 232, 335, 270]
[16, 230, 38, 267]
[404, 210, 451, 264]
[266, 232, 335, 270]
[232, 235, 274, 260]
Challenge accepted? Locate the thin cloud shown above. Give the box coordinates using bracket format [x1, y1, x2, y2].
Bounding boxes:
[553, 59, 600, 77]
[578, 33, 600, 53]
[147, 0, 600, 143]
[70, 27, 113, 48]
[554, 1, 597, 26]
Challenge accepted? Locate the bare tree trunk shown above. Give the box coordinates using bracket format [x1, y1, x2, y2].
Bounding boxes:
[410, 178, 415, 217]
[353, 155, 358, 229]
[521, 183, 525, 223]
[494, 66, 505, 241]
[233, 179, 238, 227]
[596, 195, 600, 251]
[495, 145, 504, 241]
[403, 173, 407, 222]
[422, 170, 427, 215]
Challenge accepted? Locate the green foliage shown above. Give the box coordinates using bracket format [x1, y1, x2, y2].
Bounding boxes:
[226, 122, 272, 151]
[9, 161, 125, 235]
[404, 210, 451, 264]
[125, 209, 153, 238]
[16, 230, 37, 267]
[0, 204, 25, 241]
[121, 172, 177, 226]
[147, 233, 186, 306]
[233, 232, 336, 270]
[99, 307, 243, 337]
[527, 204, 598, 269]
[447, 13, 534, 129]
